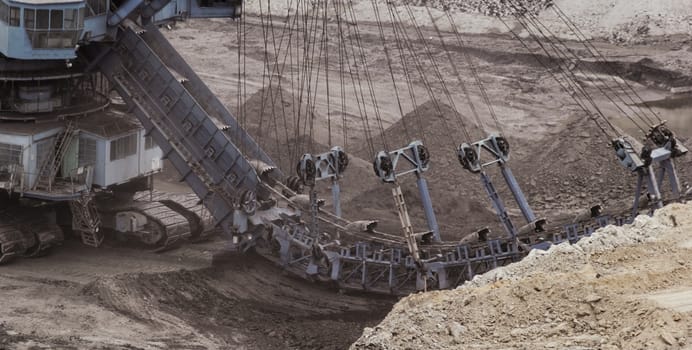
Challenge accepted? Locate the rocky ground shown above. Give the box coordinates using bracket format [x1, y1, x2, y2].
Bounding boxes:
[2, 1, 692, 349]
[353, 202, 692, 349]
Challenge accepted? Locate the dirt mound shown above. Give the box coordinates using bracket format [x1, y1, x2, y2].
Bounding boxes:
[241, 84, 330, 173]
[516, 111, 692, 219]
[347, 100, 503, 238]
[344, 98, 643, 238]
[514, 114, 634, 216]
[352, 202, 692, 350]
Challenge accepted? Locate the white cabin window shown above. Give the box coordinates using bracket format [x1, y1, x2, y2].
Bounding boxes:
[49, 9, 61, 29]
[8, 5, 18, 26]
[35, 137, 54, 170]
[144, 135, 156, 150]
[78, 136, 96, 166]
[36, 9, 48, 29]
[0, 143, 22, 166]
[86, 0, 107, 17]
[0, 2, 7, 24]
[24, 8, 34, 28]
[110, 134, 137, 161]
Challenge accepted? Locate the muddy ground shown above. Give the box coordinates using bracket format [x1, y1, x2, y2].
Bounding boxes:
[0, 239, 394, 349]
[2, 2, 692, 349]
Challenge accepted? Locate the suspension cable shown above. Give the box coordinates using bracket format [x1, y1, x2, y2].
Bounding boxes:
[323, 1, 332, 147]
[507, 1, 650, 134]
[386, 5, 460, 147]
[332, 0, 375, 156]
[504, 9, 626, 136]
[297, 1, 320, 155]
[287, 1, 300, 164]
[334, 0, 348, 149]
[386, 5, 422, 144]
[406, 5, 484, 142]
[369, 0, 410, 143]
[344, 0, 390, 152]
[255, 0, 281, 166]
[496, 16, 615, 139]
[268, 0, 300, 169]
[442, 9, 504, 134]
[264, 0, 302, 168]
[417, 5, 489, 137]
[516, 14, 624, 135]
[551, 3, 662, 125]
[305, 1, 324, 153]
[394, 4, 473, 143]
[235, 3, 243, 153]
[378, 3, 469, 146]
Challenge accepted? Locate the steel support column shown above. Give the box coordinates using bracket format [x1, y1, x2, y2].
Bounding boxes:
[500, 165, 536, 222]
[480, 171, 516, 239]
[416, 174, 440, 242]
[332, 179, 342, 218]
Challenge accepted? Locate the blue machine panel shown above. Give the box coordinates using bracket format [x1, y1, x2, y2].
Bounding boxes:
[0, 0, 239, 60]
[0, 0, 88, 59]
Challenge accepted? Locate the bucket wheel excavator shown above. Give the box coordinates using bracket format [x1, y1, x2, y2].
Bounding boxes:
[0, 0, 688, 296]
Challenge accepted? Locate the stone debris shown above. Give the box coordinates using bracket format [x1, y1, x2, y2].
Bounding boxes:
[387, 0, 553, 17]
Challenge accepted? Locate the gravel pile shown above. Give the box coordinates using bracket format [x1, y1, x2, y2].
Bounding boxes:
[387, 0, 553, 16]
[245, 0, 692, 42]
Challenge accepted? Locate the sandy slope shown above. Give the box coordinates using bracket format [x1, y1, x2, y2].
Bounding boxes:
[352, 202, 692, 349]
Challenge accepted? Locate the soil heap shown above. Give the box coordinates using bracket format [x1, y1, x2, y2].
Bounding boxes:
[352, 202, 692, 350]
[240, 84, 328, 173]
[388, 0, 552, 16]
[347, 100, 501, 238]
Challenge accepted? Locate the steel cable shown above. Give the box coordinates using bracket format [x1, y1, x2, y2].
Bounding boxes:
[508, 1, 651, 133]
[344, 0, 390, 152]
[551, 3, 662, 125]
[496, 16, 616, 139]
[442, 9, 504, 135]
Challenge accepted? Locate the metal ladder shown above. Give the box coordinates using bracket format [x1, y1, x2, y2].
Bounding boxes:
[69, 194, 103, 247]
[33, 120, 78, 192]
[392, 185, 422, 267]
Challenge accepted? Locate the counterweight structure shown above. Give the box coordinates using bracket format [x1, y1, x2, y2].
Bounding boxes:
[0, 0, 243, 258]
